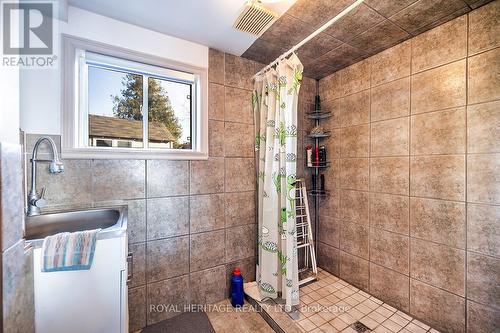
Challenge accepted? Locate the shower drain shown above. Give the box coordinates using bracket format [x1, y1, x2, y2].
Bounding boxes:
[351, 321, 371, 332]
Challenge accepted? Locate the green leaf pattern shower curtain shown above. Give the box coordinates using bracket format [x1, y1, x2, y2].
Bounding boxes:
[253, 53, 303, 310]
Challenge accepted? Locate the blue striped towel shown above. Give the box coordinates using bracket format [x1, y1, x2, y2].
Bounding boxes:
[41, 229, 101, 272]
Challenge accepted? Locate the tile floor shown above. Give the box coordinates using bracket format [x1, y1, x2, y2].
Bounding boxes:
[253, 268, 442, 333]
[206, 299, 275, 333]
[136, 299, 275, 333]
[136, 268, 443, 333]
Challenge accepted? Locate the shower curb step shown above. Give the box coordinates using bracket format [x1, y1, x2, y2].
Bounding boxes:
[245, 294, 303, 333]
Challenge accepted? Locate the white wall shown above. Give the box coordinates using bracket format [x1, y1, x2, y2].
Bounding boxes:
[0, 5, 20, 145]
[0, 66, 20, 144]
[20, 6, 209, 135]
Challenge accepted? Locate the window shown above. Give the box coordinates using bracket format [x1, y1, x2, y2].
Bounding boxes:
[62, 36, 208, 159]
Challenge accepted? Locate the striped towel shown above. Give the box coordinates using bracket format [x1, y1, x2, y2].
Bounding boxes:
[41, 229, 101, 272]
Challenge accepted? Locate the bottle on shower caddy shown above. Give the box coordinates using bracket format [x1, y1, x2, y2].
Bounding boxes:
[231, 267, 244, 307]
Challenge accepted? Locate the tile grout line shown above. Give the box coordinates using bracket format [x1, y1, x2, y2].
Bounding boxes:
[464, 11, 469, 333]
[144, 159, 149, 325]
[368, 57, 372, 295]
[408, 35, 413, 321]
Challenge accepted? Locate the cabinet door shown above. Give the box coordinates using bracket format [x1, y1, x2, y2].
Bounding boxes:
[34, 237, 125, 333]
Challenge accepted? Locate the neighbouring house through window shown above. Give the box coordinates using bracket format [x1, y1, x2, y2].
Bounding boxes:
[62, 36, 208, 159]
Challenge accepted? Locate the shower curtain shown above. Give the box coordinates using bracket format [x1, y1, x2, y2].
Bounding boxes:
[253, 53, 303, 310]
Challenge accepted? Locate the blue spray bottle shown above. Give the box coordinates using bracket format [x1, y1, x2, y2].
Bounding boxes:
[230, 267, 244, 307]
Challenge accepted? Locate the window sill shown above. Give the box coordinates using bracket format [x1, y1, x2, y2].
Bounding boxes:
[61, 147, 208, 160]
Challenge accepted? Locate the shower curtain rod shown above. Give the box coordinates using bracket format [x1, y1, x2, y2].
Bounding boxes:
[253, 0, 365, 79]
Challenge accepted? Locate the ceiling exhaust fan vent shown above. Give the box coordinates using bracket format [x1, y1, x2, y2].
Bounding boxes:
[233, 1, 278, 36]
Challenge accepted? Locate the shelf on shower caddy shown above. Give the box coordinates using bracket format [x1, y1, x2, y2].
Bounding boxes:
[307, 189, 330, 197]
[306, 111, 332, 119]
[308, 132, 331, 139]
[306, 161, 331, 168]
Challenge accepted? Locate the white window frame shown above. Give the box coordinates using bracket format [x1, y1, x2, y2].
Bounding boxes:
[61, 35, 208, 160]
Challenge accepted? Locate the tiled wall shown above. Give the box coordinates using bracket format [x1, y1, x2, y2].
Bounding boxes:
[26, 49, 264, 332]
[0, 142, 35, 333]
[316, 2, 499, 332]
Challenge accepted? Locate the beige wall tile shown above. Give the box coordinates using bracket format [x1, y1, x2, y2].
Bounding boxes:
[127, 199, 146, 244]
[340, 189, 369, 225]
[410, 155, 465, 201]
[320, 188, 340, 219]
[319, 71, 341, 101]
[326, 159, 340, 190]
[92, 160, 145, 201]
[411, 60, 466, 114]
[410, 279, 465, 333]
[190, 158, 224, 194]
[467, 203, 500, 257]
[147, 196, 189, 240]
[2, 240, 35, 333]
[225, 224, 255, 262]
[370, 77, 410, 122]
[370, 193, 409, 235]
[190, 194, 225, 233]
[190, 230, 225, 272]
[340, 124, 370, 157]
[370, 228, 409, 274]
[224, 86, 253, 124]
[467, 154, 500, 204]
[467, 100, 500, 154]
[36, 159, 92, 206]
[209, 49, 225, 84]
[209, 120, 225, 157]
[370, 157, 409, 195]
[300, 76, 317, 104]
[340, 158, 369, 190]
[468, 0, 500, 55]
[323, 98, 341, 128]
[190, 265, 227, 304]
[468, 47, 500, 104]
[467, 252, 500, 309]
[341, 59, 371, 96]
[467, 300, 500, 333]
[313, 5, 499, 326]
[318, 243, 341, 276]
[225, 191, 255, 228]
[209, 83, 224, 121]
[371, 117, 409, 156]
[340, 251, 370, 291]
[147, 160, 189, 197]
[370, 263, 410, 312]
[146, 236, 189, 282]
[411, 15, 467, 73]
[410, 197, 466, 248]
[319, 216, 340, 248]
[326, 128, 341, 159]
[224, 122, 254, 157]
[410, 238, 465, 296]
[371, 40, 411, 86]
[0, 144, 24, 252]
[340, 222, 369, 259]
[411, 107, 466, 155]
[128, 286, 146, 331]
[299, 101, 315, 130]
[224, 53, 255, 90]
[147, 275, 189, 324]
[340, 90, 370, 127]
[225, 158, 255, 193]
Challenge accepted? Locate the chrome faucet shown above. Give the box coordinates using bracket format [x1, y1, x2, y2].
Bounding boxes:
[27, 136, 64, 216]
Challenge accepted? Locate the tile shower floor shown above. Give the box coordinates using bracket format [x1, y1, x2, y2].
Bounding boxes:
[249, 268, 441, 333]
